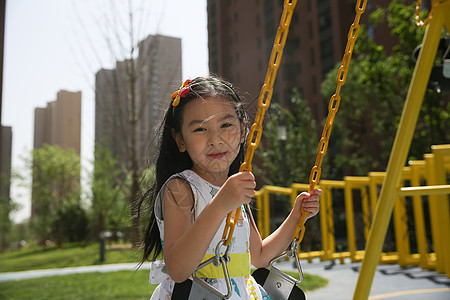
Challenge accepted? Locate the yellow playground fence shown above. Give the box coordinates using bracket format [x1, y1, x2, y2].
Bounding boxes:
[254, 144, 450, 278]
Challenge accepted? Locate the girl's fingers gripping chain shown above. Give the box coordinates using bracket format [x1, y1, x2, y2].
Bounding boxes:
[295, 189, 322, 221]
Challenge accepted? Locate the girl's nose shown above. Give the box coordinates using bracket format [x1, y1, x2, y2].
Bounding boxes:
[208, 130, 223, 146]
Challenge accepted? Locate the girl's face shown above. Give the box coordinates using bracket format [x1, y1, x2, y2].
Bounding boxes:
[173, 97, 244, 185]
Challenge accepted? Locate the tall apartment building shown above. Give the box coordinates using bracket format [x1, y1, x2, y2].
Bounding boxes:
[34, 90, 82, 155]
[32, 90, 81, 218]
[0, 125, 12, 198]
[0, 126, 12, 249]
[207, 0, 405, 121]
[95, 34, 182, 168]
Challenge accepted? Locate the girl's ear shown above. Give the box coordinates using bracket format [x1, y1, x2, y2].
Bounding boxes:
[171, 129, 186, 152]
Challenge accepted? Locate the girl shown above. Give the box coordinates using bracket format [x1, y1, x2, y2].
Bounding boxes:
[140, 76, 321, 299]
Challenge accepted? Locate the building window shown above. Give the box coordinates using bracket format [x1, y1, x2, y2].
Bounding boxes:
[312, 75, 317, 94]
[310, 48, 315, 66]
[308, 21, 313, 39]
[285, 37, 300, 56]
[368, 25, 374, 39]
[319, 14, 331, 29]
[284, 62, 302, 81]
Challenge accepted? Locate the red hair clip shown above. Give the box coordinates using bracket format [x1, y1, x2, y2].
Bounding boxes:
[171, 79, 192, 108]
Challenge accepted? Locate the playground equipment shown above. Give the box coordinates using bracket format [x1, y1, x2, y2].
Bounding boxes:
[353, 1, 450, 299]
[250, 1, 449, 299]
[173, 0, 449, 299]
[254, 144, 450, 273]
[189, 0, 367, 299]
[172, 1, 302, 298]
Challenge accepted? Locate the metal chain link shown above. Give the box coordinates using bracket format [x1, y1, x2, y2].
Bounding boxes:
[415, 0, 442, 27]
[293, 0, 368, 244]
[222, 0, 298, 247]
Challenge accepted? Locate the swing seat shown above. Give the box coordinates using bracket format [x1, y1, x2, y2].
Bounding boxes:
[252, 268, 306, 300]
[172, 251, 232, 300]
[172, 279, 225, 300]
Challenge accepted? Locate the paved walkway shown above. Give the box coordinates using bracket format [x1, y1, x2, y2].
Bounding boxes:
[0, 262, 151, 282]
[1, 260, 449, 299]
[275, 259, 450, 299]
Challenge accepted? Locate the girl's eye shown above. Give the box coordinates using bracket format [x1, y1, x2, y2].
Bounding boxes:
[221, 123, 233, 128]
[193, 127, 206, 132]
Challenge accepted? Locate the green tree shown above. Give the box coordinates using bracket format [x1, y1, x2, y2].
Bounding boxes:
[255, 90, 322, 250]
[52, 199, 88, 247]
[29, 144, 82, 245]
[72, 2, 178, 246]
[320, 0, 449, 176]
[90, 143, 156, 243]
[0, 196, 15, 251]
[90, 143, 128, 241]
[257, 89, 320, 187]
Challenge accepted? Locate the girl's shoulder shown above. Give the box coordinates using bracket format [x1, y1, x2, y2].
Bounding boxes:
[163, 170, 195, 192]
[160, 170, 196, 207]
[160, 169, 215, 204]
[164, 176, 191, 195]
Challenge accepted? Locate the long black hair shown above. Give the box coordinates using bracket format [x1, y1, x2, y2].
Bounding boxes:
[139, 75, 248, 262]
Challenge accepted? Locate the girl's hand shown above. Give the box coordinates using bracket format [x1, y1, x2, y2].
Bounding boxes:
[292, 189, 322, 222]
[214, 172, 256, 214]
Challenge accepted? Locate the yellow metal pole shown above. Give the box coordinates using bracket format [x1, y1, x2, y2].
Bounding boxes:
[352, 1, 447, 298]
[393, 195, 410, 267]
[320, 180, 344, 260]
[425, 153, 443, 272]
[320, 187, 330, 258]
[368, 172, 385, 215]
[431, 145, 450, 278]
[398, 185, 450, 196]
[361, 187, 370, 241]
[410, 161, 430, 269]
[326, 188, 336, 257]
[344, 178, 357, 261]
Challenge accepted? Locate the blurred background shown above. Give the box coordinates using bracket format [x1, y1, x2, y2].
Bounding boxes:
[0, 0, 449, 288]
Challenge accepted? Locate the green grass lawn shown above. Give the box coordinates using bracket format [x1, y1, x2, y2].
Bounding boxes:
[0, 270, 326, 299]
[0, 243, 328, 299]
[0, 270, 156, 300]
[0, 243, 141, 273]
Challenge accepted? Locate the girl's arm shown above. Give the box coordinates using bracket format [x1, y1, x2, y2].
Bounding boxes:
[249, 189, 321, 268]
[163, 172, 256, 282]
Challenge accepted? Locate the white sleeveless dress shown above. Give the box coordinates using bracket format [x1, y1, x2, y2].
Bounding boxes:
[149, 169, 270, 299]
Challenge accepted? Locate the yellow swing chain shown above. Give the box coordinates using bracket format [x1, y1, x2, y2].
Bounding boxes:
[293, 0, 367, 245]
[221, 0, 298, 247]
[415, 0, 441, 27]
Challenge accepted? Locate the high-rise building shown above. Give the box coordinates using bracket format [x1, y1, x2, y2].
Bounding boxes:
[34, 90, 82, 155]
[32, 90, 81, 218]
[207, 0, 403, 121]
[0, 126, 12, 249]
[95, 34, 182, 168]
[0, 126, 12, 199]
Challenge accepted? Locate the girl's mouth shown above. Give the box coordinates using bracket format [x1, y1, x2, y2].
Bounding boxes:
[208, 152, 227, 159]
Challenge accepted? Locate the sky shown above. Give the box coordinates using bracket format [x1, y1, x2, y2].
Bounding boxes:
[2, 0, 209, 223]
